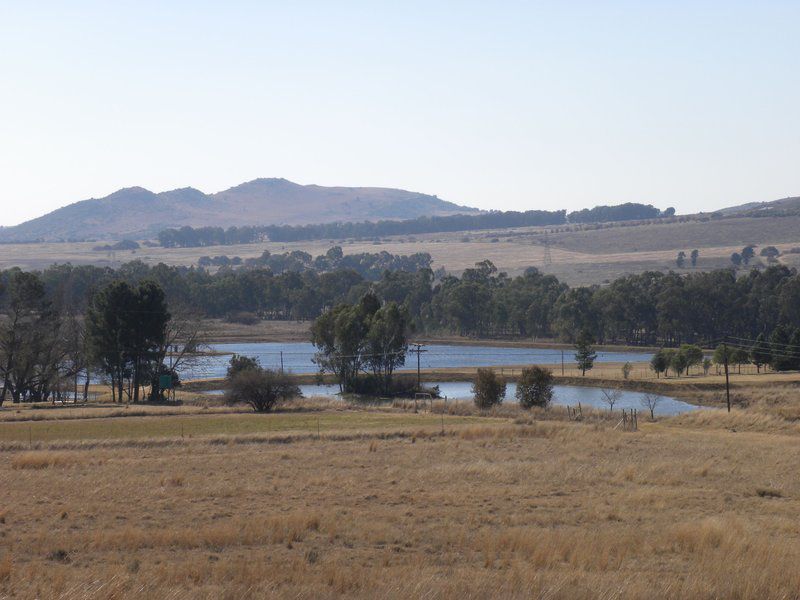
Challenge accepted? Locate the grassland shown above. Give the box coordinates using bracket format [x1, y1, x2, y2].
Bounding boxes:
[3, 383, 800, 599]
[3, 213, 800, 285]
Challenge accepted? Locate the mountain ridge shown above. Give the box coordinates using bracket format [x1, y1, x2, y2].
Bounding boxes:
[0, 178, 478, 242]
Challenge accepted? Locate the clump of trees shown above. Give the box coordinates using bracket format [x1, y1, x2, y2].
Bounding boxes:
[311, 293, 411, 394]
[225, 355, 299, 412]
[472, 368, 506, 409]
[0, 271, 204, 406]
[649, 345, 704, 378]
[515, 366, 554, 409]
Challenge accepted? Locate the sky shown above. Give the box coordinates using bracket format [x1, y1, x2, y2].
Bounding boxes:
[1, 1, 799, 226]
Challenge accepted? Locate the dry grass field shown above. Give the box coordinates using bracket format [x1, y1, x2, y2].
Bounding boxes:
[3, 385, 800, 599]
[3, 213, 800, 285]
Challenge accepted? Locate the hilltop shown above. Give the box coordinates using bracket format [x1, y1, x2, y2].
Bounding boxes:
[0, 178, 477, 242]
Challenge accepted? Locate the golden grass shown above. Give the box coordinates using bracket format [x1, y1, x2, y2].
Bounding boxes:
[11, 450, 86, 470]
[2, 409, 800, 599]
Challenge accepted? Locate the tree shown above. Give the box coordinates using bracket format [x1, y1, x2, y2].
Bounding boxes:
[700, 358, 710, 375]
[679, 344, 704, 375]
[86, 280, 170, 403]
[649, 349, 669, 379]
[712, 344, 732, 373]
[676, 251, 686, 269]
[750, 333, 771, 373]
[0, 271, 59, 404]
[573, 331, 597, 376]
[670, 349, 688, 378]
[690, 249, 699, 267]
[621, 361, 633, 380]
[640, 392, 661, 420]
[730, 347, 750, 374]
[364, 302, 410, 393]
[472, 368, 506, 409]
[516, 366, 554, 409]
[311, 294, 409, 394]
[770, 326, 794, 371]
[226, 368, 299, 412]
[741, 245, 756, 265]
[789, 329, 800, 371]
[599, 388, 621, 412]
[731, 252, 742, 267]
[760, 246, 780, 261]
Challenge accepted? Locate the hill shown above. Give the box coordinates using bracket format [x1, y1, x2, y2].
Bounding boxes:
[714, 195, 800, 216]
[0, 178, 478, 242]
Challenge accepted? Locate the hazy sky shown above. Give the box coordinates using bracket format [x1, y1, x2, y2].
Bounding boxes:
[1, 1, 799, 226]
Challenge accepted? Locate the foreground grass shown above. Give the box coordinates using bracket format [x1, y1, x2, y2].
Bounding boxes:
[0, 409, 486, 444]
[3, 410, 800, 599]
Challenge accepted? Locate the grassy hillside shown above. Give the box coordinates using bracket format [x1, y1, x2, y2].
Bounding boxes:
[2, 211, 799, 285]
[0, 178, 477, 242]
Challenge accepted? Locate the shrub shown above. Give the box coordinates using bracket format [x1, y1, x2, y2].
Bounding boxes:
[226, 354, 261, 378]
[472, 368, 506, 409]
[226, 368, 300, 412]
[516, 366, 554, 409]
[621, 362, 633, 379]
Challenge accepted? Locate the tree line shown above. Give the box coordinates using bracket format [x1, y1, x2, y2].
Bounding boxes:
[200, 247, 433, 281]
[156, 203, 671, 248]
[4, 258, 800, 354]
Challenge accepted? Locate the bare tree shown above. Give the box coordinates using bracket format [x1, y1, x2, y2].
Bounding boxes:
[639, 392, 662, 420]
[599, 388, 622, 412]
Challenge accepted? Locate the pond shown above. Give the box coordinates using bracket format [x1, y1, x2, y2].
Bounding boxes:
[181, 342, 653, 380]
[200, 382, 700, 416]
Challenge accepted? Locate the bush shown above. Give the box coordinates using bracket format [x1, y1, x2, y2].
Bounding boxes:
[226, 368, 300, 412]
[515, 366, 554, 409]
[472, 368, 506, 409]
[227, 354, 261, 378]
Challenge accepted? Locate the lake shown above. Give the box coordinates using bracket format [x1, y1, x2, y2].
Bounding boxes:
[201, 381, 700, 416]
[182, 342, 653, 380]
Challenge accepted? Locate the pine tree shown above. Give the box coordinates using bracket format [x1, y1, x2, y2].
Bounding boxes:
[574, 331, 597, 376]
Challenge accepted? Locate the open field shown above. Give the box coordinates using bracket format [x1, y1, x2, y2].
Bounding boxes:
[3, 214, 800, 285]
[4, 390, 800, 599]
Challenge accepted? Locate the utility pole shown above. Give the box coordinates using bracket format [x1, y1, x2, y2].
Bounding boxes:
[722, 341, 731, 413]
[410, 343, 428, 389]
[280, 351, 284, 374]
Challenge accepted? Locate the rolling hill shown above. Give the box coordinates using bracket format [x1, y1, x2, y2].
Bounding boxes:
[0, 178, 478, 242]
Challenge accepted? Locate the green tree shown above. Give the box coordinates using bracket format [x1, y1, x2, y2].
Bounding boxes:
[712, 344, 732, 372]
[573, 331, 597, 376]
[472, 368, 506, 409]
[676, 251, 686, 268]
[770, 326, 794, 371]
[670, 349, 689, 378]
[731, 252, 742, 267]
[741, 245, 756, 265]
[679, 344, 704, 375]
[86, 280, 170, 403]
[649, 349, 668, 378]
[364, 302, 410, 393]
[515, 366, 554, 409]
[690, 249, 699, 267]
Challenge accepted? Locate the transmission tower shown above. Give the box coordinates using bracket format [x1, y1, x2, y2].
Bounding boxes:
[542, 232, 553, 267]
